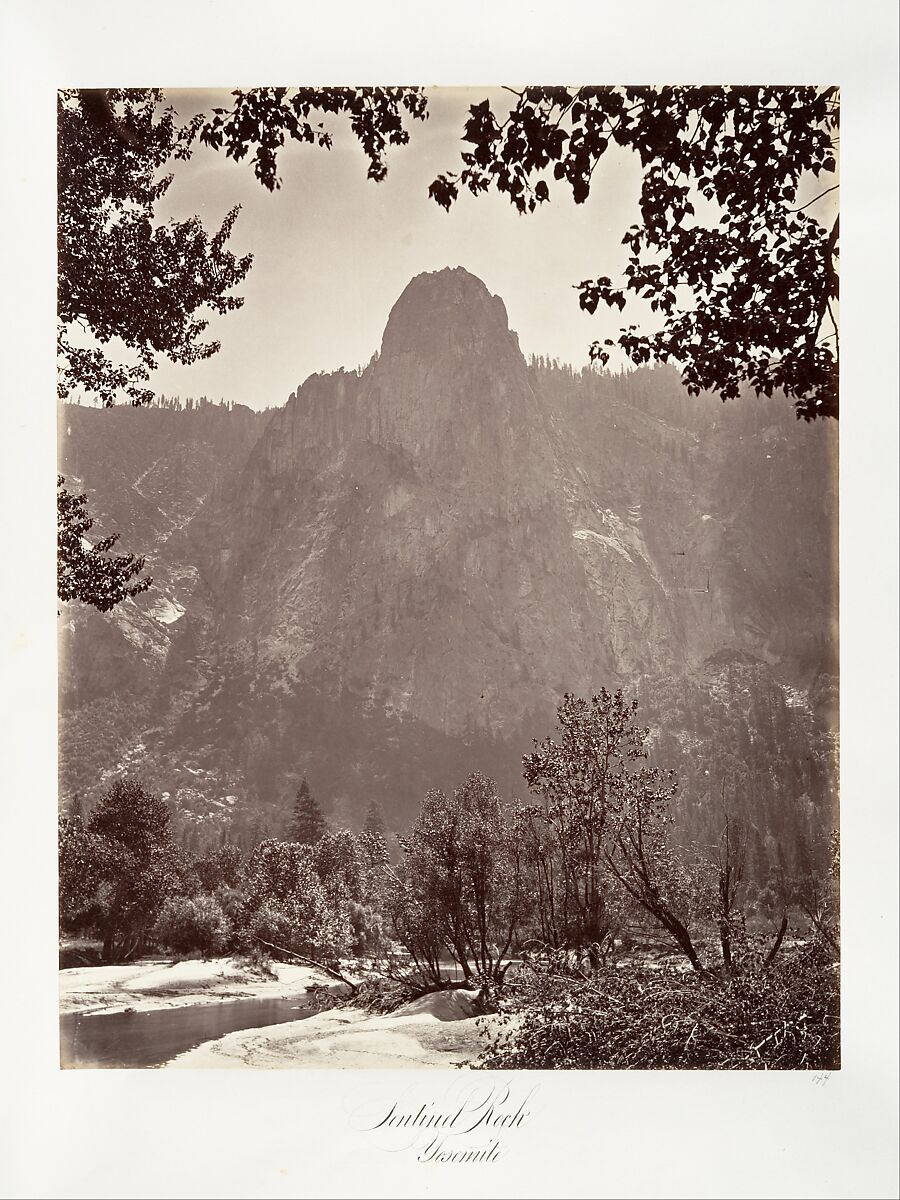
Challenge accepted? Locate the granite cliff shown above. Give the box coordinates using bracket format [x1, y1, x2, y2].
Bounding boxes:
[59, 268, 838, 845]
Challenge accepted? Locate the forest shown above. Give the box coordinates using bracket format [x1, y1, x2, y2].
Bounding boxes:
[59, 687, 839, 1070]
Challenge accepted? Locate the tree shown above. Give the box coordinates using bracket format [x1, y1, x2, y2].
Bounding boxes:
[428, 86, 839, 420]
[193, 843, 243, 893]
[153, 894, 230, 956]
[522, 690, 645, 965]
[58, 89, 252, 408]
[712, 809, 745, 970]
[524, 692, 797, 975]
[58, 814, 107, 932]
[58, 86, 429, 410]
[599, 756, 707, 972]
[59, 777, 190, 961]
[57, 85, 838, 612]
[523, 690, 716, 971]
[88, 777, 171, 854]
[394, 773, 526, 987]
[61, 83, 840, 424]
[291, 778, 327, 845]
[312, 829, 389, 957]
[57, 476, 151, 611]
[238, 838, 350, 960]
[183, 86, 429, 192]
[363, 800, 387, 841]
[313, 829, 364, 899]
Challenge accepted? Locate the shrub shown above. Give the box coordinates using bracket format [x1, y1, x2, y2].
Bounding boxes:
[236, 943, 277, 979]
[153, 894, 230, 956]
[476, 943, 839, 1070]
[236, 839, 352, 961]
[347, 900, 387, 957]
[352, 973, 417, 1014]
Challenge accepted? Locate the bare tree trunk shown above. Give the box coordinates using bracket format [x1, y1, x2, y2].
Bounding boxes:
[763, 914, 789, 968]
[719, 919, 733, 973]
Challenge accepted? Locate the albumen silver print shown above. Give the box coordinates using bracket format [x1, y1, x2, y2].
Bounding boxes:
[56, 84, 841, 1073]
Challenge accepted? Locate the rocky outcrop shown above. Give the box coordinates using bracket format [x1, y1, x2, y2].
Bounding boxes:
[58, 269, 837, 831]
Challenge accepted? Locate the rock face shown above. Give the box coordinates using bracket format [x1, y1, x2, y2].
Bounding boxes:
[58, 268, 838, 838]
[206, 269, 617, 738]
[58, 400, 270, 709]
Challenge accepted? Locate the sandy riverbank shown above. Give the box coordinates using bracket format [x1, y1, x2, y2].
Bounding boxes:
[167, 988, 493, 1069]
[59, 957, 344, 1016]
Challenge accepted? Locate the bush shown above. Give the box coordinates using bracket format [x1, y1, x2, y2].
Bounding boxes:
[234, 943, 277, 979]
[153, 894, 230, 956]
[477, 944, 839, 1070]
[59, 939, 104, 968]
[351, 973, 418, 1014]
[347, 900, 387, 957]
[236, 839, 352, 961]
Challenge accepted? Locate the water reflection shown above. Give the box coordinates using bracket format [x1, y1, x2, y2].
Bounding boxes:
[61, 995, 323, 1068]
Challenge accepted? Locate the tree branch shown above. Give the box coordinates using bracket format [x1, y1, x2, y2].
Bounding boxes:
[253, 936, 358, 992]
[787, 183, 839, 214]
[809, 215, 840, 349]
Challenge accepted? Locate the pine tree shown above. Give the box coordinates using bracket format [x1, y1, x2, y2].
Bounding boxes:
[292, 779, 327, 845]
[363, 800, 386, 840]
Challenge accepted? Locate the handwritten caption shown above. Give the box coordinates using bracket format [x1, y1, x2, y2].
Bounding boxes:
[350, 1080, 538, 1164]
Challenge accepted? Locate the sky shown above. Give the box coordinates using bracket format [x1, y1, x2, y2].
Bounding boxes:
[146, 88, 648, 410]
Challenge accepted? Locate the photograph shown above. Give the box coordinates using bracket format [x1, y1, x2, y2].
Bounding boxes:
[2, 3, 898, 1196]
[55, 84, 842, 1073]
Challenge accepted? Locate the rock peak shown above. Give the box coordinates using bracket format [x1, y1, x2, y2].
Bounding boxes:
[405, 264, 491, 291]
[380, 266, 516, 360]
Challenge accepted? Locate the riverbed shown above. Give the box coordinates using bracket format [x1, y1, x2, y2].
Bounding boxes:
[167, 988, 489, 1069]
[61, 993, 327, 1068]
[59, 958, 491, 1069]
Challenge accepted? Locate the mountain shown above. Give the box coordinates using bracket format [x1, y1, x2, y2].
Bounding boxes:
[58, 268, 838, 868]
[58, 399, 270, 708]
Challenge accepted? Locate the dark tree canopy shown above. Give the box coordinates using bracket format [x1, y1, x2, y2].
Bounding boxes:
[292, 779, 327, 845]
[58, 88, 253, 408]
[88, 777, 172, 856]
[429, 86, 839, 420]
[56, 87, 429, 609]
[58, 84, 839, 421]
[57, 476, 151, 611]
[183, 86, 429, 191]
[60, 777, 189, 962]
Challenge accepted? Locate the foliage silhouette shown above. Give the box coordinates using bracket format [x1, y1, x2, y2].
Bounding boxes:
[57, 476, 151, 611]
[58, 89, 252, 409]
[429, 86, 839, 419]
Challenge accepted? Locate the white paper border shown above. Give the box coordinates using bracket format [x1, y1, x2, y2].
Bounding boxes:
[1, 2, 897, 1197]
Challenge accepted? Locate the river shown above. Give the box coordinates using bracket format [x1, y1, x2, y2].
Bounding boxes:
[60, 994, 325, 1068]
